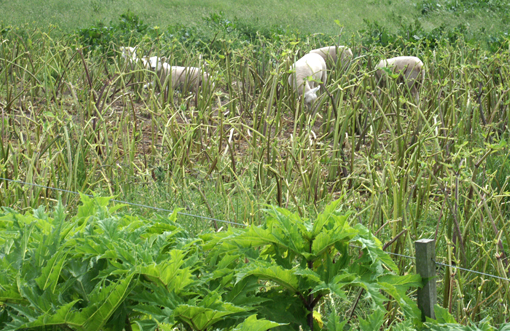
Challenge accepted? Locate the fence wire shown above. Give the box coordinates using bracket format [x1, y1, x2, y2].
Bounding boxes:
[0, 177, 245, 227]
[1, 177, 509, 282]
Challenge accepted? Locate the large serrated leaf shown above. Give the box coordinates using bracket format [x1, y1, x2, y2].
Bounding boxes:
[359, 308, 385, 331]
[237, 264, 300, 293]
[233, 314, 284, 331]
[20, 300, 79, 328]
[173, 303, 246, 331]
[78, 273, 134, 331]
[35, 249, 67, 292]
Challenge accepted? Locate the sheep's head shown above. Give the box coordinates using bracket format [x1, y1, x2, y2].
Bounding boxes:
[120, 46, 137, 61]
[144, 56, 167, 71]
[304, 86, 320, 104]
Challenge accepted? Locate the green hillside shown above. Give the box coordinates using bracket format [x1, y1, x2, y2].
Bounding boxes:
[1, 0, 509, 39]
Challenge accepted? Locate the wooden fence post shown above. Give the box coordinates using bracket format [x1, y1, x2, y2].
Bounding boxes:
[415, 239, 437, 321]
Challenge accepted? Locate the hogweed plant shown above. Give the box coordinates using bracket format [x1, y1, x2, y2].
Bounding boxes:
[204, 199, 423, 330]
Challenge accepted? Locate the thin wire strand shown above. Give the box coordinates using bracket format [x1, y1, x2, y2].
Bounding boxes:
[435, 261, 510, 282]
[2, 177, 509, 281]
[350, 244, 510, 282]
[385, 251, 416, 260]
[0, 177, 246, 227]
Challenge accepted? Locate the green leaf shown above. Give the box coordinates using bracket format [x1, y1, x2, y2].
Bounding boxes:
[236, 263, 300, 293]
[353, 225, 398, 272]
[359, 308, 385, 331]
[225, 276, 267, 307]
[432, 304, 457, 324]
[312, 199, 348, 236]
[233, 314, 284, 331]
[78, 273, 135, 331]
[325, 311, 348, 331]
[264, 207, 308, 253]
[21, 300, 79, 328]
[173, 293, 246, 330]
[311, 228, 357, 259]
[35, 249, 67, 292]
[138, 250, 195, 293]
[378, 274, 422, 321]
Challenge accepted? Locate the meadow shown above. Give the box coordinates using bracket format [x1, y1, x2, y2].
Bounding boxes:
[0, 0, 510, 329]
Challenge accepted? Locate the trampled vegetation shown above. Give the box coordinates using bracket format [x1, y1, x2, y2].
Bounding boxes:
[0, 7, 510, 330]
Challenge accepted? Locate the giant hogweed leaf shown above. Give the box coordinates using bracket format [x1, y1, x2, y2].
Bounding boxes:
[233, 225, 280, 248]
[310, 228, 357, 260]
[224, 276, 267, 307]
[310, 272, 359, 300]
[255, 290, 308, 331]
[0, 287, 25, 304]
[431, 304, 457, 324]
[233, 314, 284, 331]
[74, 273, 135, 331]
[378, 274, 422, 320]
[35, 248, 67, 292]
[353, 230, 398, 272]
[311, 199, 350, 236]
[132, 304, 175, 326]
[138, 250, 195, 292]
[131, 283, 182, 325]
[173, 305, 242, 331]
[264, 206, 308, 253]
[294, 268, 327, 294]
[351, 279, 387, 307]
[359, 308, 385, 331]
[75, 193, 98, 221]
[18, 300, 80, 329]
[325, 311, 348, 331]
[236, 263, 299, 293]
[173, 296, 247, 331]
[314, 247, 348, 284]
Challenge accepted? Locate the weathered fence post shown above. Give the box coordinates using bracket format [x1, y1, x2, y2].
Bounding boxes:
[415, 239, 437, 321]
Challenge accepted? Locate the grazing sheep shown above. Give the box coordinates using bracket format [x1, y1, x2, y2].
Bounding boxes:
[146, 57, 213, 93]
[119, 46, 137, 61]
[309, 46, 353, 69]
[288, 53, 327, 105]
[375, 56, 424, 103]
[119, 46, 149, 69]
[119, 46, 167, 72]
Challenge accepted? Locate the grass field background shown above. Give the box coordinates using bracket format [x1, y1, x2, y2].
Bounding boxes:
[1, 0, 509, 39]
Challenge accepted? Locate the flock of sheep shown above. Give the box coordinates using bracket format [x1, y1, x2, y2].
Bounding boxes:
[119, 45, 424, 105]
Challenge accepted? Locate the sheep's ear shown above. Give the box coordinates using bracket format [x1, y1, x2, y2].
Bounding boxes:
[311, 86, 320, 93]
[160, 57, 167, 63]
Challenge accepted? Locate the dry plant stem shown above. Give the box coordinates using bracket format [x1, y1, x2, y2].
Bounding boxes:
[191, 183, 218, 230]
[51, 50, 78, 102]
[478, 82, 487, 126]
[383, 229, 407, 251]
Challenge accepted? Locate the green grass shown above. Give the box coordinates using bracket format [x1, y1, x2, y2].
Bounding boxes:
[2, 0, 510, 325]
[1, 0, 509, 39]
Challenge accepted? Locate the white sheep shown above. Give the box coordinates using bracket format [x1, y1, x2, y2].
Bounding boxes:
[288, 53, 327, 105]
[146, 57, 213, 93]
[119, 46, 167, 72]
[309, 46, 353, 69]
[375, 56, 425, 103]
[119, 46, 148, 69]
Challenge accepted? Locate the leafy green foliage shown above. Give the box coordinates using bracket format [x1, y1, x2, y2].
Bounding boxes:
[213, 200, 422, 329]
[2, 190, 510, 330]
[77, 11, 162, 54]
[0, 196, 426, 330]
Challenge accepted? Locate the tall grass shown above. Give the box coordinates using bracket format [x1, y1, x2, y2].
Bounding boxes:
[1, 19, 510, 323]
